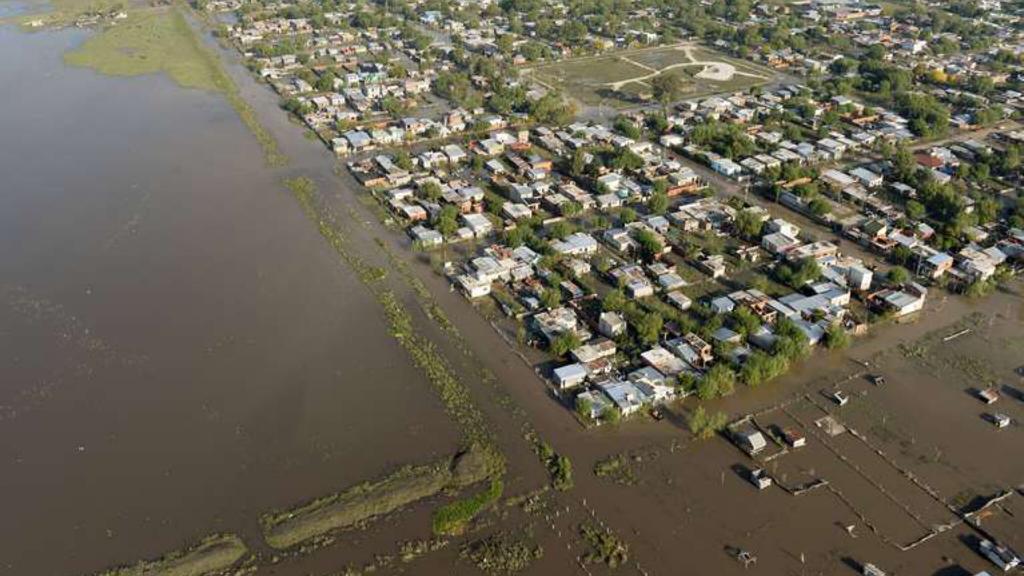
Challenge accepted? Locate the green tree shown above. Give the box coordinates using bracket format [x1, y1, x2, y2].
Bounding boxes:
[888, 266, 910, 285]
[651, 73, 683, 114]
[648, 191, 669, 215]
[550, 331, 581, 357]
[825, 324, 850, 349]
[734, 209, 764, 240]
[688, 405, 728, 439]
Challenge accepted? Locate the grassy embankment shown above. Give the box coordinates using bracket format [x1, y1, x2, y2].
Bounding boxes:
[274, 177, 505, 544]
[96, 534, 247, 576]
[263, 448, 493, 549]
[56, 5, 285, 166]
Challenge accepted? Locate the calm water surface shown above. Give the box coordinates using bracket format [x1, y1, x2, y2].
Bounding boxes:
[0, 17, 458, 575]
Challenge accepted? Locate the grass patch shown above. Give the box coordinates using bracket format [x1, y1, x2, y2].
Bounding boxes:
[97, 533, 247, 576]
[63, 7, 285, 166]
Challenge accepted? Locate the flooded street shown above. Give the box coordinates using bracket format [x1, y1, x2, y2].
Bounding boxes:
[0, 18, 459, 575]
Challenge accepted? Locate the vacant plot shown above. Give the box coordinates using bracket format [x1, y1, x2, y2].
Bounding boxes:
[524, 43, 774, 109]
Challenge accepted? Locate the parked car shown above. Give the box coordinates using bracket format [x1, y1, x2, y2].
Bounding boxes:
[990, 413, 1011, 429]
[869, 374, 886, 386]
[862, 563, 887, 576]
[831, 390, 849, 406]
[977, 388, 1000, 405]
[979, 538, 1020, 571]
[749, 468, 772, 490]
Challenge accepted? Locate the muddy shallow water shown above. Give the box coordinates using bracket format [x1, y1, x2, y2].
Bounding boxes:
[0, 20, 459, 575]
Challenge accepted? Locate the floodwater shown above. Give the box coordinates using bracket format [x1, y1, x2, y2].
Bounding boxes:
[0, 16, 459, 575]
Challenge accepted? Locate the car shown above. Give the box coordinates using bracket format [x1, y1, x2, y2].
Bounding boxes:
[991, 413, 1011, 429]
[862, 563, 887, 576]
[977, 388, 1000, 405]
[979, 538, 1021, 571]
[831, 390, 849, 406]
[749, 468, 772, 490]
[869, 374, 886, 386]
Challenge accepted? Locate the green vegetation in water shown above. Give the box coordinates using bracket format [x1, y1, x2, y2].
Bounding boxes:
[96, 533, 248, 576]
[579, 523, 629, 569]
[460, 531, 543, 575]
[62, 7, 285, 166]
[432, 477, 504, 536]
[593, 454, 638, 486]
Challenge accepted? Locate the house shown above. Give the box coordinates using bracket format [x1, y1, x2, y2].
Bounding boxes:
[696, 254, 727, 279]
[575, 390, 612, 420]
[666, 290, 692, 311]
[461, 213, 493, 237]
[551, 232, 599, 257]
[571, 338, 617, 364]
[849, 167, 883, 188]
[596, 379, 647, 416]
[874, 283, 928, 317]
[553, 363, 588, 390]
[599, 311, 627, 337]
[762, 232, 801, 255]
[410, 225, 443, 247]
[640, 345, 689, 376]
[710, 157, 744, 178]
[735, 428, 768, 454]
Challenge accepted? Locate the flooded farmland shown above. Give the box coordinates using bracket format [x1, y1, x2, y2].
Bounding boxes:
[0, 17, 460, 575]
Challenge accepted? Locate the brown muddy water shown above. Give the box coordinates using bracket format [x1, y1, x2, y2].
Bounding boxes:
[0, 16, 460, 575]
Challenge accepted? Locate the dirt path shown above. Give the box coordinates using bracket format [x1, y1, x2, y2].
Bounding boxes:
[606, 45, 770, 90]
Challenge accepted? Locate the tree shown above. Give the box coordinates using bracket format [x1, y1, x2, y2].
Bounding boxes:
[808, 197, 831, 217]
[697, 364, 736, 400]
[734, 209, 764, 240]
[614, 115, 642, 139]
[541, 288, 562, 311]
[575, 396, 593, 420]
[550, 331, 580, 357]
[730, 307, 761, 337]
[688, 405, 727, 439]
[603, 289, 627, 312]
[435, 205, 459, 237]
[741, 351, 789, 387]
[648, 191, 669, 215]
[635, 312, 663, 346]
[888, 266, 910, 285]
[635, 229, 663, 263]
[825, 324, 850, 350]
[651, 73, 683, 113]
[905, 199, 926, 220]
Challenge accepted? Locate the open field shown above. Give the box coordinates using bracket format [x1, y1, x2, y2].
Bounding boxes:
[523, 43, 775, 109]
